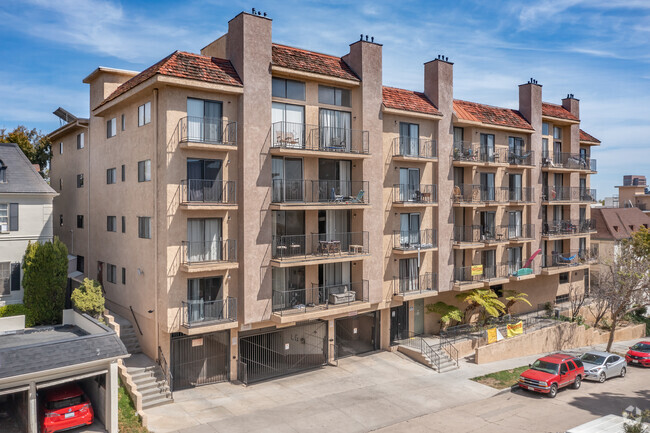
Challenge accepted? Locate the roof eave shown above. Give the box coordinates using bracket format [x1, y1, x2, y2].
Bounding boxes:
[382, 105, 442, 120]
[453, 115, 534, 134]
[542, 114, 580, 125]
[82, 66, 139, 84]
[270, 65, 360, 87]
[48, 120, 89, 141]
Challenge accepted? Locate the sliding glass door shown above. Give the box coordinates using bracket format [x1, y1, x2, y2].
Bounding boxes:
[319, 109, 351, 151]
[399, 168, 420, 202]
[187, 159, 223, 202]
[187, 98, 223, 143]
[272, 103, 305, 148]
[187, 218, 222, 262]
[400, 213, 421, 248]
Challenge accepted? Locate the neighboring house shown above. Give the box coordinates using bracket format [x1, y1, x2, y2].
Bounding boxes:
[48, 10, 600, 390]
[0, 143, 57, 306]
[0, 309, 128, 433]
[592, 207, 650, 265]
[617, 175, 650, 214]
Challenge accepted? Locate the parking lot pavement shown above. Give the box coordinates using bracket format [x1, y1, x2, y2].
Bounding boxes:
[144, 338, 648, 433]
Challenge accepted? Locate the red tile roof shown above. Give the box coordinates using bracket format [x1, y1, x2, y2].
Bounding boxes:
[580, 129, 601, 143]
[98, 51, 242, 108]
[542, 102, 579, 121]
[271, 44, 359, 81]
[453, 100, 533, 130]
[382, 86, 440, 116]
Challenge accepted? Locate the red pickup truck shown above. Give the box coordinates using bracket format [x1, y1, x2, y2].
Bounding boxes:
[518, 353, 584, 398]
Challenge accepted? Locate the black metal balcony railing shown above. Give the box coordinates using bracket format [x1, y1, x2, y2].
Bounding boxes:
[542, 219, 596, 236]
[507, 261, 540, 277]
[452, 184, 509, 204]
[182, 239, 237, 264]
[181, 297, 236, 328]
[393, 137, 437, 159]
[453, 225, 481, 243]
[454, 263, 509, 283]
[452, 142, 509, 164]
[270, 121, 369, 154]
[541, 248, 598, 268]
[272, 280, 369, 315]
[508, 150, 535, 166]
[541, 152, 596, 171]
[180, 179, 236, 204]
[502, 224, 535, 240]
[508, 187, 535, 203]
[393, 229, 437, 250]
[393, 184, 437, 204]
[271, 232, 369, 260]
[580, 188, 597, 202]
[178, 116, 237, 146]
[271, 179, 369, 204]
[542, 186, 597, 202]
[452, 141, 476, 162]
[393, 272, 437, 296]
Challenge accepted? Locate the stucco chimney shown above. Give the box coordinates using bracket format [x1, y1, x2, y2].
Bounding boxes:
[562, 95, 579, 119]
[518, 81, 542, 130]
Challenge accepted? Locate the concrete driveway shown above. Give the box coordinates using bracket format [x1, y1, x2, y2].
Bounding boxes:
[144, 338, 648, 433]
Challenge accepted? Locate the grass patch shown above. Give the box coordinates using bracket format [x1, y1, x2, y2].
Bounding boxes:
[471, 365, 529, 390]
[118, 380, 149, 433]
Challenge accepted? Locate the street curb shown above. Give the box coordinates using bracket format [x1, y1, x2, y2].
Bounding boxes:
[494, 385, 520, 396]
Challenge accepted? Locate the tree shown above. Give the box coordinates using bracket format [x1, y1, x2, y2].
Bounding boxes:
[503, 290, 532, 315]
[456, 289, 505, 324]
[22, 238, 68, 326]
[596, 227, 650, 352]
[568, 282, 586, 321]
[0, 126, 51, 175]
[71, 278, 105, 319]
[587, 277, 609, 327]
[425, 302, 463, 330]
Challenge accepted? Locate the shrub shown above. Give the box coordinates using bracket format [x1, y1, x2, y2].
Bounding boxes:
[71, 279, 105, 319]
[0, 304, 34, 327]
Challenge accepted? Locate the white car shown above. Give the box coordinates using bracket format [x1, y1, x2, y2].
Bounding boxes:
[580, 351, 627, 382]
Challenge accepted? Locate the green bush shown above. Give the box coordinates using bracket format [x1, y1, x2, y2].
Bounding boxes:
[0, 304, 34, 327]
[71, 279, 105, 318]
[22, 238, 68, 326]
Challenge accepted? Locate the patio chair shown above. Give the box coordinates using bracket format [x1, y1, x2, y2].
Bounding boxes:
[509, 151, 531, 164]
[349, 190, 365, 203]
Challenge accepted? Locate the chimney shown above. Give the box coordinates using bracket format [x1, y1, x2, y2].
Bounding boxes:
[518, 80, 542, 130]
[423, 57, 453, 114]
[562, 94, 579, 119]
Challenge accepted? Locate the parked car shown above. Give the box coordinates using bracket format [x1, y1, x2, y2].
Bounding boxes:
[40, 383, 94, 433]
[518, 353, 584, 398]
[626, 341, 650, 367]
[580, 351, 627, 382]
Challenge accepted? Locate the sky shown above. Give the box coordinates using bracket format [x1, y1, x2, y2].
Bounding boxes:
[1, 0, 649, 198]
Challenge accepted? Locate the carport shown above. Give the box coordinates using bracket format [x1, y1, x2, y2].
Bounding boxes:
[0, 310, 128, 433]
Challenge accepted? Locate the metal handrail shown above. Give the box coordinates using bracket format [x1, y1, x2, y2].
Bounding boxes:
[541, 151, 595, 171]
[181, 297, 237, 328]
[392, 272, 437, 295]
[180, 179, 236, 204]
[129, 305, 143, 336]
[392, 136, 437, 158]
[542, 186, 597, 202]
[271, 179, 369, 204]
[392, 184, 437, 204]
[270, 121, 369, 154]
[178, 116, 237, 146]
[271, 231, 369, 260]
[158, 346, 174, 396]
[393, 229, 437, 250]
[439, 335, 458, 369]
[272, 280, 369, 315]
[397, 331, 442, 372]
[181, 239, 237, 264]
[542, 219, 596, 236]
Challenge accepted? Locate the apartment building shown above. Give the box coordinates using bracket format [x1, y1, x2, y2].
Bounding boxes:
[49, 11, 599, 389]
[617, 175, 650, 213]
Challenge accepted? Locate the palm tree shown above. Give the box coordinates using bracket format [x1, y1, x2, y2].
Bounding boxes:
[425, 302, 463, 330]
[456, 289, 505, 324]
[503, 290, 532, 315]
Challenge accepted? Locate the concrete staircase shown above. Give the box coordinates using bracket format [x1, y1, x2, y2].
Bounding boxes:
[397, 336, 459, 373]
[119, 322, 142, 354]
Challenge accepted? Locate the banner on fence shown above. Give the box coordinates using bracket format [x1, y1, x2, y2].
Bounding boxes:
[487, 327, 497, 344]
[507, 321, 523, 338]
[471, 265, 483, 276]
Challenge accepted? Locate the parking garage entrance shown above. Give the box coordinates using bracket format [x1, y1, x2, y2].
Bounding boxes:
[170, 331, 230, 390]
[335, 312, 378, 357]
[238, 321, 328, 384]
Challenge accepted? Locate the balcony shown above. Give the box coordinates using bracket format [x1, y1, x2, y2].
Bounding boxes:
[270, 232, 369, 266]
[393, 229, 437, 254]
[180, 180, 237, 210]
[452, 185, 509, 206]
[271, 280, 370, 323]
[453, 263, 510, 289]
[178, 116, 237, 150]
[270, 180, 368, 209]
[542, 219, 596, 238]
[508, 150, 535, 166]
[180, 297, 237, 334]
[393, 272, 438, 301]
[541, 152, 597, 172]
[503, 224, 535, 241]
[270, 121, 369, 158]
[508, 187, 535, 204]
[180, 239, 238, 272]
[541, 248, 598, 274]
[452, 142, 509, 166]
[507, 261, 540, 282]
[542, 186, 597, 203]
[392, 184, 437, 207]
[392, 137, 437, 161]
[453, 224, 532, 247]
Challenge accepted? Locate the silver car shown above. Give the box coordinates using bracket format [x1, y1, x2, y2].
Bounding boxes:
[580, 351, 627, 382]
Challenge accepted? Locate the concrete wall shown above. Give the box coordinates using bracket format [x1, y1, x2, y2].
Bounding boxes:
[0, 314, 25, 331]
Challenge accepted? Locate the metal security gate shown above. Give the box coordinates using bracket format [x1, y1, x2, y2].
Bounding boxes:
[170, 331, 229, 390]
[390, 304, 409, 344]
[335, 312, 378, 358]
[238, 321, 327, 384]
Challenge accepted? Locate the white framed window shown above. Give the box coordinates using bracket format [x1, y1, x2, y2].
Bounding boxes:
[77, 133, 84, 149]
[138, 160, 151, 182]
[59, 142, 63, 154]
[318, 85, 351, 107]
[553, 126, 562, 140]
[106, 168, 116, 184]
[0, 204, 7, 232]
[542, 123, 549, 136]
[138, 217, 151, 239]
[107, 118, 117, 138]
[0, 262, 9, 295]
[138, 102, 151, 126]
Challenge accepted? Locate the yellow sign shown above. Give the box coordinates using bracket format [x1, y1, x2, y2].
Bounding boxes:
[487, 327, 498, 344]
[507, 321, 523, 338]
[471, 265, 484, 276]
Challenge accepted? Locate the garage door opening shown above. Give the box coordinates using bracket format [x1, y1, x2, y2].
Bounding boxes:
[0, 389, 28, 433]
[335, 312, 378, 358]
[170, 331, 230, 390]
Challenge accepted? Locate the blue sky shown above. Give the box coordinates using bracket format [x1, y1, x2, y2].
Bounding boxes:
[1, 0, 649, 197]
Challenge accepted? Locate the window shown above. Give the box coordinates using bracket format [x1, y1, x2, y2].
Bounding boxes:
[479, 133, 495, 162]
[121, 165, 125, 182]
[106, 168, 116, 184]
[559, 272, 569, 284]
[121, 114, 126, 131]
[76, 133, 85, 149]
[138, 160, 151, 182]
[318, 85, 351, 107]
[567, 361, 576, 371]
[556, 293, 569, 303]
[59, 214, 63, 227]
[77, 215, 84, 229]
[76, 255, 84, 273]
[107, 118, 117, 138]
[574, 359, 583, 368]
[121, 216, 126, 233]
[107, 216, 117, 232]
[59, 142, 63, 154]
[480, 172, 495, 201]
[187, 98, 223, 142]
[0, 262, 9, 296]
[0, 161, 5, 183]
[77, 174, 84, 188]
[138, 102, 151, 126]
[542, 122, 549, 136]
[553, 126, 562, 140]
[542, 138, 549, 159]
[0, 204, 7, 232]
[107, 264, 117, 284]
[272, 77, 305, 100]
[560, 363, 568, 375]
[121, 267, 126, 285]
[138, 217, 151, 239]
[59, 178, 63, 190]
